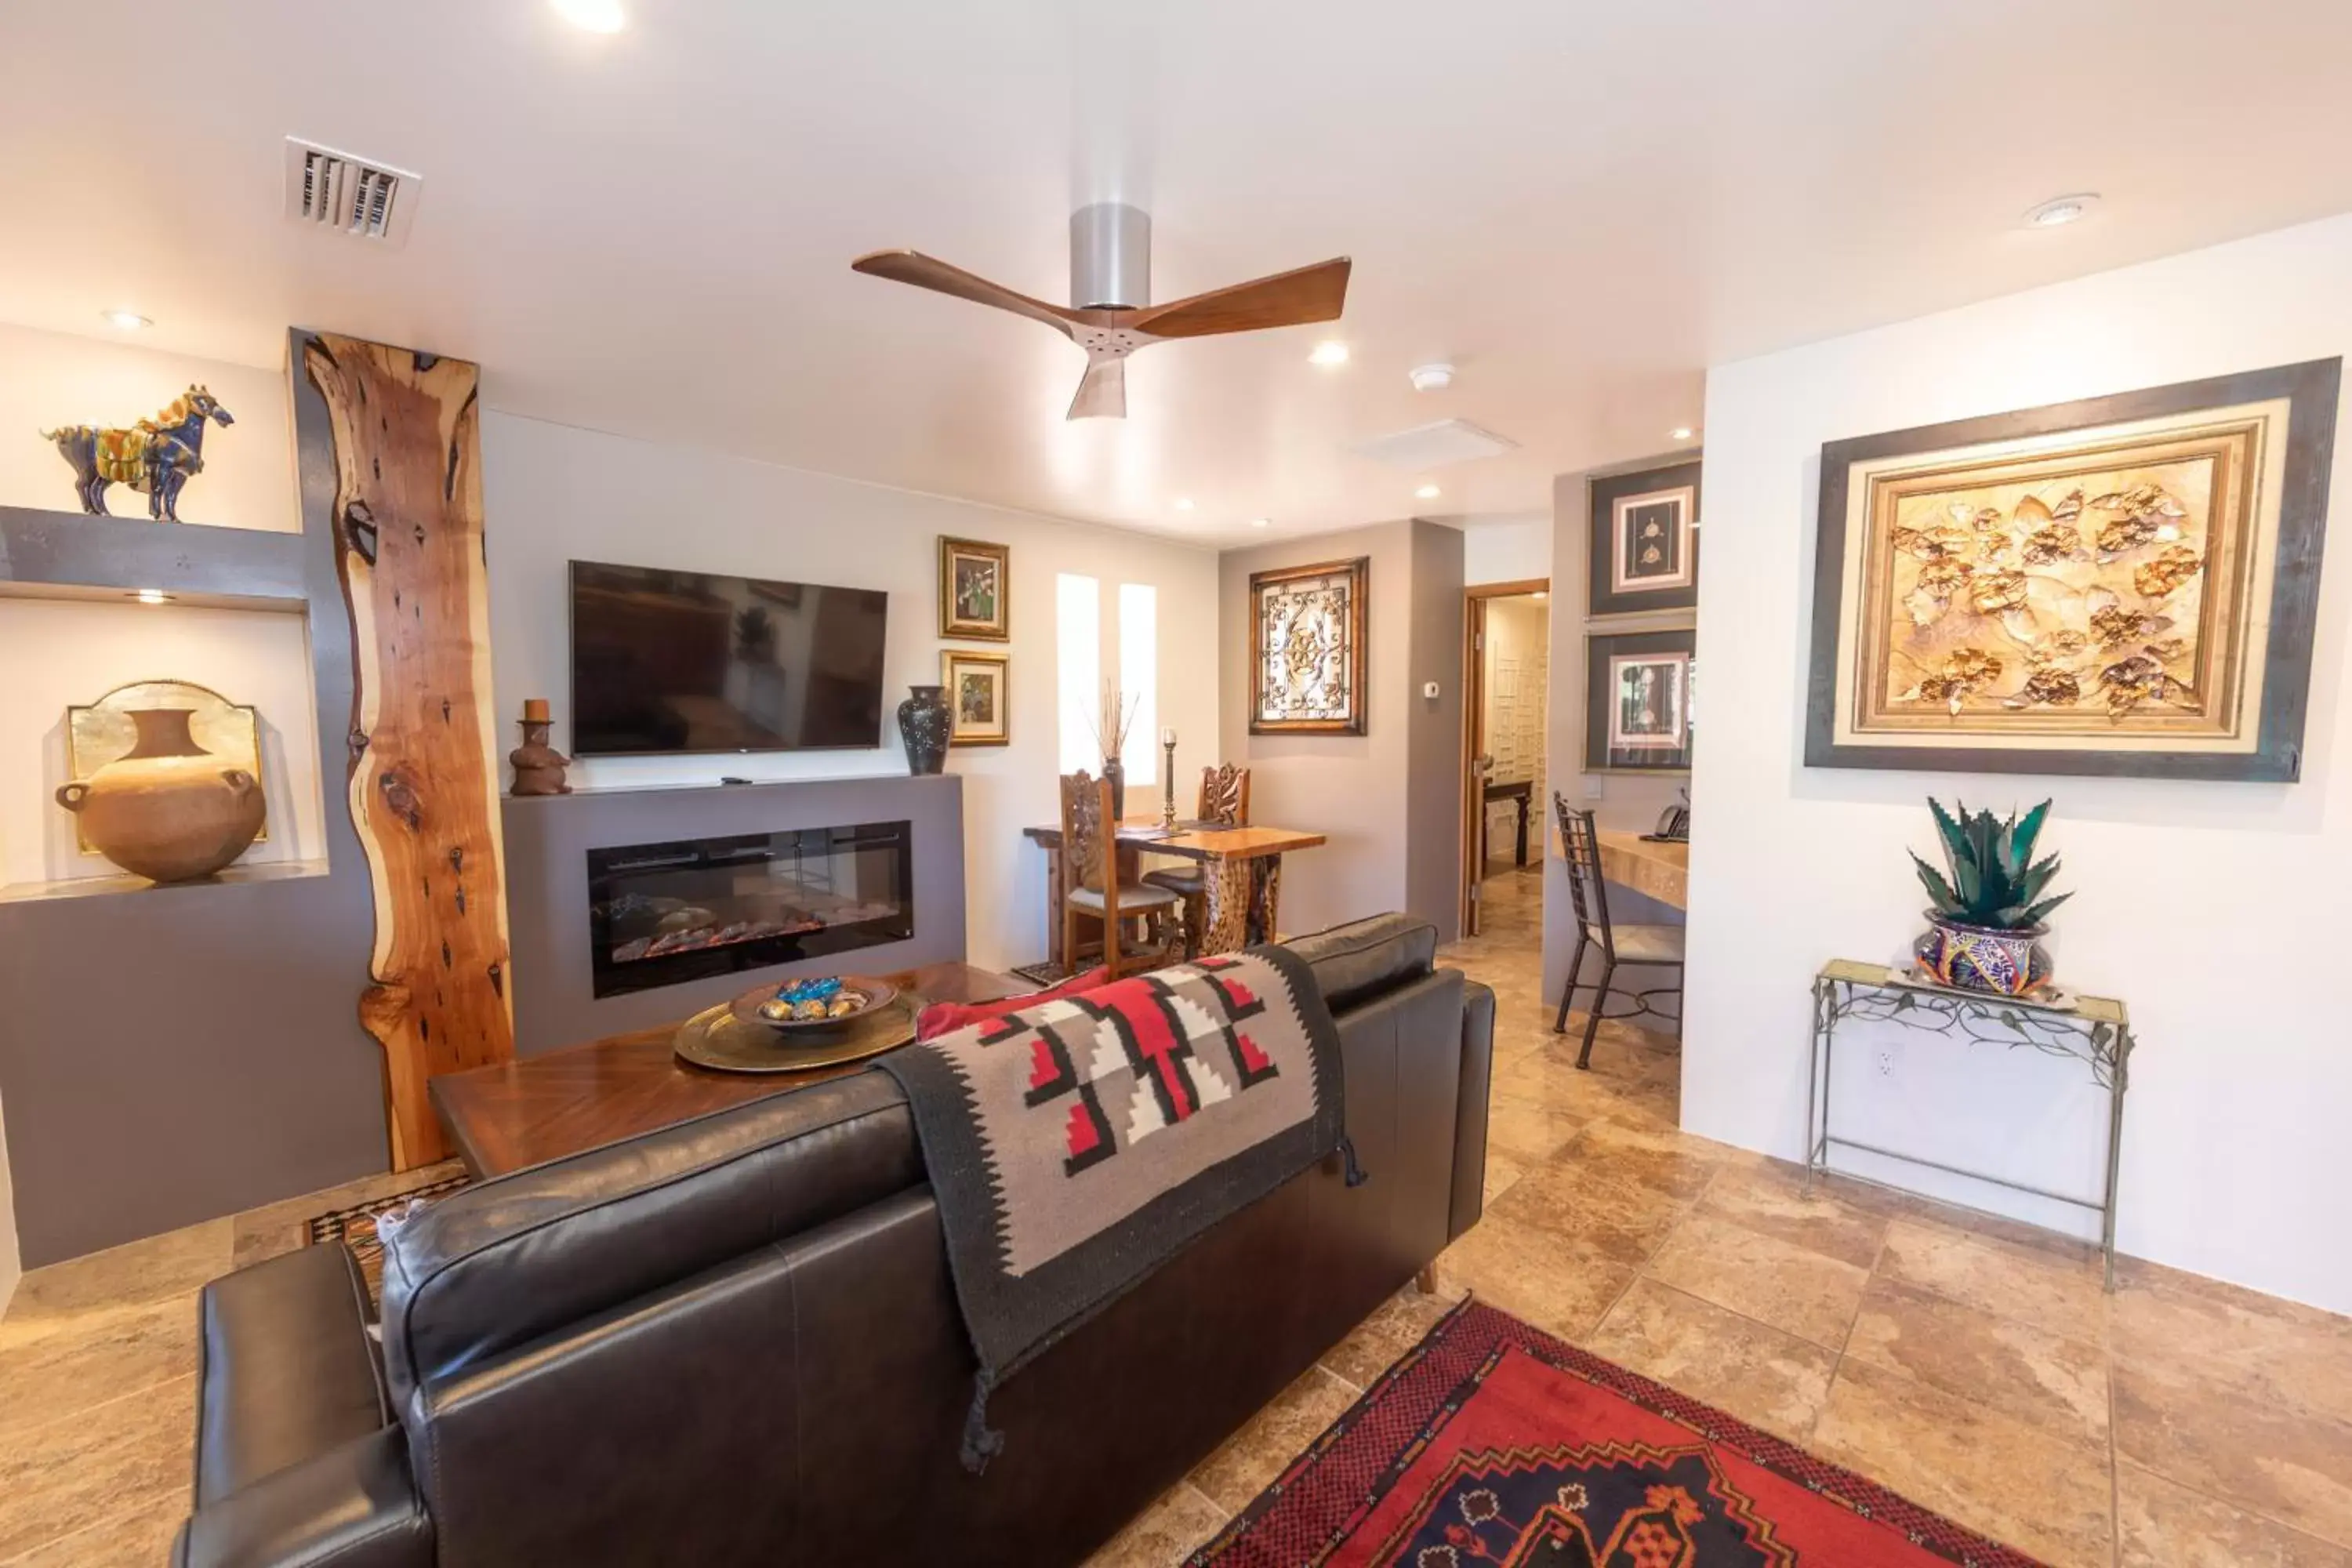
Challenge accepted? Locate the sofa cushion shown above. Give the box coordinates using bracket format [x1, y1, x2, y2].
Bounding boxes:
[194, 1243, 389, 1508]
[1281, 913, 1440, 1013]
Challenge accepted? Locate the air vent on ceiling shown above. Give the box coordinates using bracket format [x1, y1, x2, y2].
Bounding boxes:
[284, 137, 421, 248]
[1355, 418, 1519, 470]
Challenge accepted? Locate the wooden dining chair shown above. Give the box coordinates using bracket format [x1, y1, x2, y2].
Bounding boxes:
[1062, 768, 1183, 980]
[1552, 794, 1685, 1069]
[1145, 764, 1251, 956]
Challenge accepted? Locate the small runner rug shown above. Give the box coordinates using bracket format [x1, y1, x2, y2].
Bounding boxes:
[876, 946, 1352, 1472]
[1191, 1298, 2041, 1568]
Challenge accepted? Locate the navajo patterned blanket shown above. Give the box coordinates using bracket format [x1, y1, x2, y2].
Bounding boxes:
[875, 946, 1352, 1472]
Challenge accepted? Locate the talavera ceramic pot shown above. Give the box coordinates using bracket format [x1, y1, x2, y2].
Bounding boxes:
[1913, 911, 2051, 997]
[56, 707, 265, 883]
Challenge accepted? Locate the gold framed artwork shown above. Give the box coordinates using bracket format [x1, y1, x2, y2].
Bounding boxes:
[1249, 556, 1369, 735]
[938, 535, 1010, 641]
[942, 649, 1010, 746]
[1806, 359, 2339, 780]
[1588, 459, 1700, 616]
[1584, 630, 1694, 772]
[67, 680, 267, 851]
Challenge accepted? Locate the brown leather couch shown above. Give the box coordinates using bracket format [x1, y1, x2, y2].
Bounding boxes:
[174, 914, 1494, 1567]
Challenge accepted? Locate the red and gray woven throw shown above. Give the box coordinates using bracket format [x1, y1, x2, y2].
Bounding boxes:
[874, 946, 1354, 1471]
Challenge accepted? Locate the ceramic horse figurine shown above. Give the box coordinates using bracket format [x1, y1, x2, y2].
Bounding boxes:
[42, 386, 235, 522]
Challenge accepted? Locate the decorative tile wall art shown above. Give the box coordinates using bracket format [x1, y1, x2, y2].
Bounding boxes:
[1250, 556, 1368, 735]
[1805, 358, 2339, 779]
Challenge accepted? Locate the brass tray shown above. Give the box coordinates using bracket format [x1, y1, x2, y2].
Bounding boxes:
[673, 992, 923, 1075]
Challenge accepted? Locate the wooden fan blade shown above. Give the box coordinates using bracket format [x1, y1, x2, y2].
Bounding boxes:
[1066, 358, 1127, 420]
[851, 250, 1080, 337]
[1128, 258, 1352, 339]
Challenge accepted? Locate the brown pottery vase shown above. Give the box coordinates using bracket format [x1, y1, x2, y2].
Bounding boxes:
[55, 707, 266, 883]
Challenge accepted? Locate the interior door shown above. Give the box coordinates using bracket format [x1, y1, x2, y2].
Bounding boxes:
[1462, 594, 1492, 937]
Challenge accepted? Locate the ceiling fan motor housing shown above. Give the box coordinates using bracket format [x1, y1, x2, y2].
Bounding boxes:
[1070, 202, 1150, 309]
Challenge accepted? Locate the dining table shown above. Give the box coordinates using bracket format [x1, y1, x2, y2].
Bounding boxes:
[1022, 818, 1327, 968]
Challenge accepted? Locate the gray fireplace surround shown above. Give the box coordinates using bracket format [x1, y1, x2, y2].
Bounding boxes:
[503, 774, 967, 1054]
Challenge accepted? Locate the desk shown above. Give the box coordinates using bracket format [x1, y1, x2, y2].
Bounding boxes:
[1022, 821, 1327, 967]
[1595, 830, 1688, 910]
[431, 960, 1021, 1178]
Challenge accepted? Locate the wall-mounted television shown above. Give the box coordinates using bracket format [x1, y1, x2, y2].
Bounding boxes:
[568, 560, 889, 756]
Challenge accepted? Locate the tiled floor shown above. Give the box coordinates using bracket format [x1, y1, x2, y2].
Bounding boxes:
[5, 867, 2348, 1566]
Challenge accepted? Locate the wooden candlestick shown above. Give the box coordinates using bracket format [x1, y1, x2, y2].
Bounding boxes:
[510, 699, 571, 796]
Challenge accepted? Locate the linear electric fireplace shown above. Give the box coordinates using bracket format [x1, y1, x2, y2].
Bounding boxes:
[587, 820, 914, 999]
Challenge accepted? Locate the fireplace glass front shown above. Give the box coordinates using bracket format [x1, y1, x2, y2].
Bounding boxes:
[587, 820, 914, 999]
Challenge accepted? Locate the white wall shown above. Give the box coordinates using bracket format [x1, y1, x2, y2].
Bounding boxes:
[1461, 515, 1552, 586]
[482, 412, 1221, 975]
[1686, 212, 2352, 1314]
[0, 321, 293, 532]
[0, 597, 328, 888]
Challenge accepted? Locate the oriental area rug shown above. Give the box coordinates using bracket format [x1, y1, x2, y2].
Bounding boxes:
[1191, 1299, 2040, 1568]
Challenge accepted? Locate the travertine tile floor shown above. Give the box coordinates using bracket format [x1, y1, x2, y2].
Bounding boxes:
[5, 866, 2347, 1566]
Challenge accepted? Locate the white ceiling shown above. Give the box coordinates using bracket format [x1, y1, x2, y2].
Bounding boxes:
[4, 2, 2350, 543]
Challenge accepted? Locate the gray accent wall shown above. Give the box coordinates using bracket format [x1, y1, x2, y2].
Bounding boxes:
[1218, 521, 1462, 944]
[503, 775, 967, 1053]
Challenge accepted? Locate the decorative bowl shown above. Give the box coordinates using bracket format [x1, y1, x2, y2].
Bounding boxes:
[736, 975, 898, 1034]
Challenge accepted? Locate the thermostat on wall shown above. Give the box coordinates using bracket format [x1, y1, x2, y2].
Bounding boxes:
[1422, 681, 1441, 699]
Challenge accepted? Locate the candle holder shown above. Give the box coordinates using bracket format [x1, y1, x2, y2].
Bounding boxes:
[510, 697, 572, 797]
[1161, 735, 1178, 828]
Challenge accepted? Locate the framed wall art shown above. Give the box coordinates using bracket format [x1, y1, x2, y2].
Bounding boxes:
[1250, 556, 1368, 735]
[938, 535, 1010, 641]
[1805, 358, 2339, 780]
[1584, 629, 1694, 771]
[1588, 459, 1700, 616]
[942, 648, 1010, 746]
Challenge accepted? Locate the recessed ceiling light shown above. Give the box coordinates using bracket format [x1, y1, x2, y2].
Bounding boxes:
[1250, 517, 1271, 529]
[1414, 484, 1441, 500]
[103, 310, 151, 330]
[551, 0, 625, 32]
[1669, 426, 1695, 441]
[1309, 340, 1350, 367]
[2024, 194, 2099, 228]
[1530, 590, 1548, 602]
[129, 590, 174, 604]
[1173, 497, 1195, 512]
[1408, 362, 1455, 393]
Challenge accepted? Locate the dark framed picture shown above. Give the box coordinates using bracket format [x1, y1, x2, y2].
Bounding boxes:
[1588, 460, 1700, 616]
[942, 648, 1009, 746]
[1250, 556, 1368, 735]
[1585, 628, 1694, 772]
[939, 535, 1010, 641]
[1805, 358, 2339, 780]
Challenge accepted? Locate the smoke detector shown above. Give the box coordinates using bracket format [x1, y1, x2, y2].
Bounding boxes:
[1408, 362, 1455, 393]
[284, 137, 421, 248]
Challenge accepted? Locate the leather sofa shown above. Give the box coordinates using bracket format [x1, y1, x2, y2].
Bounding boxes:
[174, 913, 1494, 1567]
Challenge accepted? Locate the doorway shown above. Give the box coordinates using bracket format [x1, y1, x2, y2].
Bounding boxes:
[1460, 579, 1550, 940]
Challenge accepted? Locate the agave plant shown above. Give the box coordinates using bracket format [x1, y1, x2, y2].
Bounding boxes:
[1911, 797, 2071, 932]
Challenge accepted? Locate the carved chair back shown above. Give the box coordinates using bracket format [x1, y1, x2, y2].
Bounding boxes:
[1197, 763, 1251, 827]
[1553, 794, 1617, 951]
[1060, 769, 1115, 895]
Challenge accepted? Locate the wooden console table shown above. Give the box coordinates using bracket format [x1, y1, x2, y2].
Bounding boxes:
[431, 960, 1022, 1178]
[1483, 779, 1533, 866]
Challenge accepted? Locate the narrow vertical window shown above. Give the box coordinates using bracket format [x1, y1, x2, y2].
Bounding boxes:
[1056, 573, 1101, 774]
[1118, 583, 1157, 786]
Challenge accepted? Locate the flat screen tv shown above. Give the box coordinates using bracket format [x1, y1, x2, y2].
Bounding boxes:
[568, 561, 889, 756]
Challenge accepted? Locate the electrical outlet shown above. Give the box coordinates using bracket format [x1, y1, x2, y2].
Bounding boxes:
[1875, 1046, 1896, 1078]
[1582, 776, 1605, 802]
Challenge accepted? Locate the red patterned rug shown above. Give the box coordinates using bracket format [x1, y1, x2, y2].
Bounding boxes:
[1191, 1298, 2040, 1567]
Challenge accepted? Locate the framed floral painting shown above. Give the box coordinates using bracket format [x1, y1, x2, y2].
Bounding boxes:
[1584, 629, 1694, 772]
[1588, 459, 1700, 616]
[942, 649, 1009, 746]
[938, 535, 1010, 641]
[1250, 557, 1368, 735]
[1806, 359, 2339, 780]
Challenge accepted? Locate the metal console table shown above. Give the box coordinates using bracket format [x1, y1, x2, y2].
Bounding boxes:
[1806, 959, 2136, 1288]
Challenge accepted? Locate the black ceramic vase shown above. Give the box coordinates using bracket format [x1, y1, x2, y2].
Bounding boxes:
[1102, 755, 1127, 820]
[898, 684, 951, 775]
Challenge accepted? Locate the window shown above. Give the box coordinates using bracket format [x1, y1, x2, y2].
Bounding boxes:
[1118, 583, 1157, 786]
[1055, 572, 1100, 774]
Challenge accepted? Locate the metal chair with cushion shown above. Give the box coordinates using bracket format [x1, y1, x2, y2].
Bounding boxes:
[1552, 794, 1685, 1069]
[1062, 768, 1183, 979]
[1144, 764, 1250, 956]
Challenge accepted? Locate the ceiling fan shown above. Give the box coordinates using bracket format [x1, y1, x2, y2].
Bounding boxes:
[852, 203, 1351, 420]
